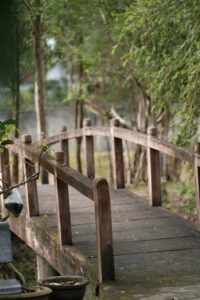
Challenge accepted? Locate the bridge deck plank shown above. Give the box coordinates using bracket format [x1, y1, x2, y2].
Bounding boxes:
[9, 184, 200, 299]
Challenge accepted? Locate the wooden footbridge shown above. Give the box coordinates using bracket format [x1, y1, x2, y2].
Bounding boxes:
[1, 118, 200, 299]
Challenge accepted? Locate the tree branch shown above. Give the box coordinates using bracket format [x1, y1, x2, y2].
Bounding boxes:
[85, 100, 132, 128]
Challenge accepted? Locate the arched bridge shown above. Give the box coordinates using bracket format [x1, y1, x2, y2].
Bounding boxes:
[1, 119, 200, 299]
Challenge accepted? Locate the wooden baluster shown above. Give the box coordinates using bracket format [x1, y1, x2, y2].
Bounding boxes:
[60, 126, 69, 166]
[111, 118, 125, 189]
[0, 148, 11, 198]
[83, 118, 95, 179]
[195, 143, 200, 222]
[93, 177, 115, 283]
[40, 132, 49, 184]
[0, 148, 11, 216]
[54, 152, 72, 245]
[22, 134, 39, 217]
[147, 126, 162, 206]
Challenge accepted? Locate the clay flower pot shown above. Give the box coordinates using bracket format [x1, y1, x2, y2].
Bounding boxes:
[39, 276, 89, 300]
[0, 286, 52, 300]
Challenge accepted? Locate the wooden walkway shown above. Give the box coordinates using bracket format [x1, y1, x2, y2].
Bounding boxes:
[9, 184, 200, 299]
[2, 121, 200, 299]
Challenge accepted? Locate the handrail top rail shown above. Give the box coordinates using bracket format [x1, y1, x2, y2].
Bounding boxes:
[45, 126, 195, 164]
[8, 140, 94, 200]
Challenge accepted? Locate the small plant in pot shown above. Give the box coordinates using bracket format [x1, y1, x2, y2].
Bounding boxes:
[38, 275, 89, 300]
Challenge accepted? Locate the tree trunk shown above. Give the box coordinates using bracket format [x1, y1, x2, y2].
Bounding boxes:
[131, 79, 151, 184]
[11, 85, 20, 184]
[33, 0, 46, 139]
[75, 44, 84, 173]
[11, 17, 20, 184]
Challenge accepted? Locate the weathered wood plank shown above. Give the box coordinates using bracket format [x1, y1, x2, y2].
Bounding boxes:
[59, 126, 69, 166]
[54, 152, 72, 245]
[8, 213, 88, 276]
[93, 177, 115, 282]
[22, 135, 39, 217]
[47, 128, 84, 146]
[45, 127, 194, 166]
[0, 147, 11, 219]
[149, 137, 194, 163]
[111, 119, 125, 189]
[83, 118, 95, 179]
[76, 236, 200, 258]
[8, 142, 93, 199]
[195, 143, 200, 222]
[111, 127, 147, 147]
[147, 127, 162, 207]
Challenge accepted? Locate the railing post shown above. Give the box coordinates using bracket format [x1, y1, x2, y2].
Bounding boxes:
[111, 118, 125, 189]
[54, 151, 72, 246]
[147, 126, 162, 206]
[0, 148, 11, 216]
[93, 177, 115, 283]
[83, 118, 95, 179]
[22, 134, 39, 217]
[195, 143, 200, 222]
[39, 132, 49, 184]
[60, 126, 69, 166]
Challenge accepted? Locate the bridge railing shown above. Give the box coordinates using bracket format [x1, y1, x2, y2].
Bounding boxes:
[1, 136, 115, 283]
[45, 118, 200, 221]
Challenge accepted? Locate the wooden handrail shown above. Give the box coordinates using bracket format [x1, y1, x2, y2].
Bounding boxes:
[42, 120, 200, 219]
[7, 140, 114, 282]
[45, 126, 195, 163]
[4, 120, 200, 283]
[9, 141, 93, 199]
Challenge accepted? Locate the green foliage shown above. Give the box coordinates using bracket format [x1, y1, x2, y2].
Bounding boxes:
[164, 180, 196, 216]
[0, 0, 34, 112]
[0, 119, 16, 152]
[114, 0, 200, 144]
[44, 0, 132, 107]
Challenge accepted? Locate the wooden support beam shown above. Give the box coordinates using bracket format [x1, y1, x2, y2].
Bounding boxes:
[39, 132, 49, 184]
[195, 143, 200, 222]
[37, 255, 59, 280]
[93, 177, 115, 283]
[147, 127, 162, 207]
[54, 152, 72, 246]
[22, 134, 39, 217]
[60, 126, 69, 166]
[0, 148, 11, 216]
[0, 148, 11, 198]
[83, 118, 95, 179]
[111, 119, 125, 189]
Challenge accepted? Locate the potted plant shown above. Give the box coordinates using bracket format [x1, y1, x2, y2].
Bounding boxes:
[39, 275, 88, 300]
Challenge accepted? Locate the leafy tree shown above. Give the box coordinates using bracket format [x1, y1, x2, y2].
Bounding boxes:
[114, 0, 200, 145]
[43, 0, 135, 172]
[22, 0, 47, 139]
[0, 0, 33, 182]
